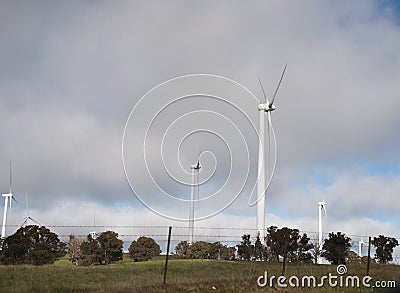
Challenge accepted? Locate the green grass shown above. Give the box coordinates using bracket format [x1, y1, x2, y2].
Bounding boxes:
[0, 258, 399, 292]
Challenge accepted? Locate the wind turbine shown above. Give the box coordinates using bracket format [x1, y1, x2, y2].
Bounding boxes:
[90, 211, 97, 239]
[256, 65, 287, 243]
[188, 155, 201, 244]
[21, 189, 41, 227]
[358, 238, 365, 257]
[1, 161, 17, 239]
[317, 196, 327, 264]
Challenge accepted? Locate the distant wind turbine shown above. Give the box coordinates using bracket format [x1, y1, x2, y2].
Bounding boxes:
[317, 196, 327, 264]
[1, 161, 17, 239]
[90, 211, 97, 239]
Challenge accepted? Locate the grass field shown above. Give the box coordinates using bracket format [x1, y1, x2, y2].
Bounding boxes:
[0, 256, 399, 292]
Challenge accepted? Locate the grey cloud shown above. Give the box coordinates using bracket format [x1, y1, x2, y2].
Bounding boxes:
[0, 1, 399, 239]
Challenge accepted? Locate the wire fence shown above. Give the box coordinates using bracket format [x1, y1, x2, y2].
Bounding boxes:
[5, 224, 400, 264]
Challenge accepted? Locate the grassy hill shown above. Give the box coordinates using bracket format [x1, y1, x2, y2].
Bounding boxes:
[0, 256, 399, 292]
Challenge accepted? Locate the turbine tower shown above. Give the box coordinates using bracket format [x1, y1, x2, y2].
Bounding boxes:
[358, 238, 365, 257]
[1, 162, 16, 239]
[317, 196, 327, 264]
[188, 157, 201, 244]
[256, 65, 287, 242]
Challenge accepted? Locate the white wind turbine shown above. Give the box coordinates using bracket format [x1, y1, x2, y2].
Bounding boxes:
[90, 211, 97, 239]
[188, 155, 201, 244]
[256, 65, 287, 243]
[317, 196, 327, 264]
[21, 189, 41, 227]
[358, 238, 365, 257]
[1, 162, 17, 239]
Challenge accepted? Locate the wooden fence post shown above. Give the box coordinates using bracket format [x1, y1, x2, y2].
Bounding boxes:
[163, 226, 172, 288]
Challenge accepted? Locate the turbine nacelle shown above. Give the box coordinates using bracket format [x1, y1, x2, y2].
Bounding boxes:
[257, 103, 275, 112]
[191, 163, 201, 170]
[318, 201, 327, 217]
[2, 193, 13, 208]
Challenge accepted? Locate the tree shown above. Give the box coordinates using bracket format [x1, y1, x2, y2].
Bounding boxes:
[79, 234, 103, 266]
[187, 241, 211, 259]
[266, 226, 305, 262]
[282, 227, 300, 262]
[175, 241, 189, 259]
[200, 242, 235, 260]
[175, 241, 235, 260]
[129, 236, 161, 262]
[237, 234, 254, 261]
[346, 251, 361, 265]
[0, 225, 66, 265]
[296, 233, 313, 263]
[310, 232, 322, 264]
[266, 226, 279, 261]
[217, 243, 236, 261]
[322, 232, 351, 265]
[372, 235, 399, 264]
[97, 231, 123, 265]
[254, 233, 265, 260]
[68, 235, 85, 265]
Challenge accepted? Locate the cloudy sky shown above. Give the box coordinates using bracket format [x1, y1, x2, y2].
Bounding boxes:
[1, 1, 400, 256]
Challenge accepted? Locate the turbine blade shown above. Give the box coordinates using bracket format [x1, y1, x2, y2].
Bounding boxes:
[9, 160, 12, 194]
[9, 195, 17, 214]
[21, 218, 27, 227]
[26, 189, 29, 217]
[29, 217, 41, 226]
[267, 112, 272, 178]
[258, 77, 269, 104]
[323, 205, 327, 220]
[271, 64, 287, 106]
[196, 149, 201, 169]
[196, 169, 200, 207]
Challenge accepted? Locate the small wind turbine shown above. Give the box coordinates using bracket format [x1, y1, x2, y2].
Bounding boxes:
[21, 189, 41, 227]
[256, 65, 287, 243]
[1, 161, 17, 239]
[188, 155, 201, 244]
[90, 211, 97, 239]
[317, 196, 327, 264]
[358, 238, 365, 257]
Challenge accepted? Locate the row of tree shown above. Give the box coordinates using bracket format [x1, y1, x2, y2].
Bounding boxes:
[69, 231, 124, 266]
[69, 234, 161, 265]
[0, 225, 162, 266]
[236, 227, 314, 263]
[234, 226, 399, 265]
[0, 225, 398, 266]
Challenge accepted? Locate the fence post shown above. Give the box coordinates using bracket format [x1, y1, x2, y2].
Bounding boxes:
[367, 236, 371, 276]
[163, 226, 172, 288]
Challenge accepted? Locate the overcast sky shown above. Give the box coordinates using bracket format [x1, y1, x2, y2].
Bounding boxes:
[1, 1, 400, 256]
